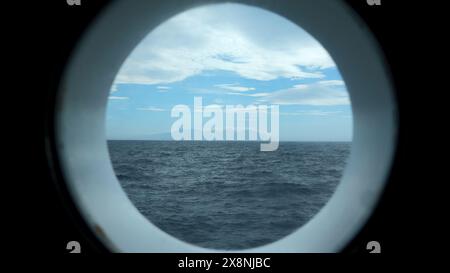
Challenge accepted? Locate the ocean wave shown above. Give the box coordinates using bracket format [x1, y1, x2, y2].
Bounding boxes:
[108, 140, 350, 249]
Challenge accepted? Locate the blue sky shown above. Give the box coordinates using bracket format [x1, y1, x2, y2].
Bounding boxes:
[106, 4, 352, 141]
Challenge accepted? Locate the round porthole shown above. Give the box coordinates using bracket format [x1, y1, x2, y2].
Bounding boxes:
[55, 0, 397, 252]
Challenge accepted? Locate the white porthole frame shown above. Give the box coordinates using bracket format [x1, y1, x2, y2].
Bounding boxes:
[55, 0, 397, 252]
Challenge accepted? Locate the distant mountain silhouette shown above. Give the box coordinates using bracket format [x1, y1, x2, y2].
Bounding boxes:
[138, 129, 265, 141]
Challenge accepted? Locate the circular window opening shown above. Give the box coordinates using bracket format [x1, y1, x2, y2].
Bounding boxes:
[56, 0, 396, 253]
[106, 4, 353, 250]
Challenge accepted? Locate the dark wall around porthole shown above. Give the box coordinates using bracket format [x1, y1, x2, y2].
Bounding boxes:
[12, 0, 429, 261]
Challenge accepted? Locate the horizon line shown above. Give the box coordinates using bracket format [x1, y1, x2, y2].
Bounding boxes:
[106, 139, 352, 142]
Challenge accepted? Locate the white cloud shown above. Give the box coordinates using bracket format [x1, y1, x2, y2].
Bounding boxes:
[317, 80, 345, 86]
[109, 96, 129, 100]
[226, 92, 271, 97]
[110, 84, 118, 93]
[137, 106, 165, 111]
[258, 83, 349, 106]
[114, 4, 335, 85]
[215, 83, 255, 92]
[156, 86, 171, 92]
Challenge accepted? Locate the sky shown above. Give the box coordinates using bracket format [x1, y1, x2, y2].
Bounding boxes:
[106, 3, 353, 142]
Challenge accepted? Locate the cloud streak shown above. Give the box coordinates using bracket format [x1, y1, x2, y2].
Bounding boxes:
[215, 83, 255, 92]
[258, 82, 349, 106]
[109, 96, 129, 100]
[137, 106, 166, 112]
[227, 92, 271, 97]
